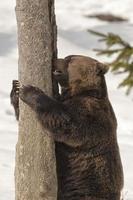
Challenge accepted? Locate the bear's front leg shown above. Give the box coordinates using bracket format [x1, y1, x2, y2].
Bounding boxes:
[19, 85, 86, 147]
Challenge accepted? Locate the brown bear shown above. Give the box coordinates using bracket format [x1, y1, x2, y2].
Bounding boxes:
[10, 55, 123, 200]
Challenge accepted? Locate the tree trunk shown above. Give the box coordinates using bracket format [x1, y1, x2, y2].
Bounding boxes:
[15, 0, 57, 200]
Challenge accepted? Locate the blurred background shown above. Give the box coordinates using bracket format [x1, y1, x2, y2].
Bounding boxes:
[0, 0, 133, 199]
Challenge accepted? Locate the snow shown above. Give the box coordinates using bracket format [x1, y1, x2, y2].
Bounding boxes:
[0, 0, 133, 199]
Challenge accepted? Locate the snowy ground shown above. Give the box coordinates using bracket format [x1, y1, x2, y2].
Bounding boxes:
[0, 0, 133, 199]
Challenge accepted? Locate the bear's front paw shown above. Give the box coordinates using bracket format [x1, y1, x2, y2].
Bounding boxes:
[10, 80, 21, 120]
[10, 80, 21, 106]
[19, 85, 44, 109]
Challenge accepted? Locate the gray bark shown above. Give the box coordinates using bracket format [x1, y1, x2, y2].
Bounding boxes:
[15, 0, 57, 199]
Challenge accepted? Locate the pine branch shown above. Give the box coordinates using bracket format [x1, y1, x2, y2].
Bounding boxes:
[94, 48, 123, 56]
[88, 29, 107, 38]
[88, 30, 133, 94]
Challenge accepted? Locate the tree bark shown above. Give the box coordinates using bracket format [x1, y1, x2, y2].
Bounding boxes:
[15, 0, 57, 200]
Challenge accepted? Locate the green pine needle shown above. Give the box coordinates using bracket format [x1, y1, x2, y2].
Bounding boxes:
[89, 30, 133, 94]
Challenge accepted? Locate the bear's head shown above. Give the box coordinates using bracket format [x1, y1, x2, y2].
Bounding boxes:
[54, 55, 108, 97]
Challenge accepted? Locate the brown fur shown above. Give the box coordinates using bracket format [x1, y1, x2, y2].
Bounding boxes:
[10, 55, 123, 200]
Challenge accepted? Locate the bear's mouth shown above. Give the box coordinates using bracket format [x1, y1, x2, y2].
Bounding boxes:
[53, 70, 69, 88]
[53, 70, 63, 76]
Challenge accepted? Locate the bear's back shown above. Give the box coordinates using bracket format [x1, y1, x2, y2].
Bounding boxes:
[56, 95, 123, 200]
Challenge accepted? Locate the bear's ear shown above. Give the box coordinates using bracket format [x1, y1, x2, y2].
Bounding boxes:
[97, 62, 109, 75]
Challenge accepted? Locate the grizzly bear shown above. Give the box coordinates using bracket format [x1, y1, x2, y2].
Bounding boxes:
[10, 55, 123, 200]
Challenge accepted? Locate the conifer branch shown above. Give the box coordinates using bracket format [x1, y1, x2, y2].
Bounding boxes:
[88, 30, 133, 94]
